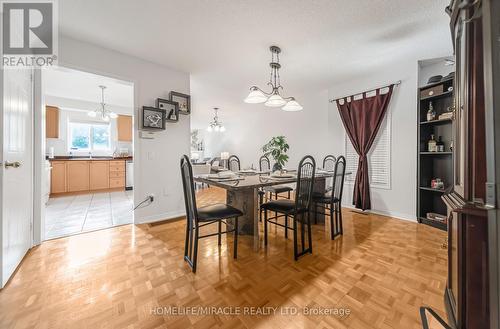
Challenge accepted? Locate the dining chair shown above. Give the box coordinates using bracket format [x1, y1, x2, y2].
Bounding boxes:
[321, 154, 337, 199]
[259, 155, 293, 199]
[258, 155, 294, 221]
[228, 155, 241, 172]
[312, 156, 346, 239]
[260, 155, 316, 260]
[191, 163, 211, 189]
[180, 155, 243, 272]
[322, 155, 337, 171]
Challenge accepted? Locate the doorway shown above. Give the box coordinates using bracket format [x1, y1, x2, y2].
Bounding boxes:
[41, 67, 134, 240]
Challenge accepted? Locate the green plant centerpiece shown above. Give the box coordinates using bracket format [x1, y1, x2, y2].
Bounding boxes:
[262, 136, 290, 172]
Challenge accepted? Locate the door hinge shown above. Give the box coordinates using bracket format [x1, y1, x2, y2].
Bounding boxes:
[486, 182, 497, 208]
[30, 221, 33, 232]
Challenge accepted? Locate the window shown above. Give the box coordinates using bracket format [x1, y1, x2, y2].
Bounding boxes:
[68, 122, 110, 151]
[344, 111, 391, 189]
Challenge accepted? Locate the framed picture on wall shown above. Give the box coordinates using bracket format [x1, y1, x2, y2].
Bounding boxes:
[156, 98, 179, 122]
[141, 106, 166, 130]
[169, 91, 191, 115]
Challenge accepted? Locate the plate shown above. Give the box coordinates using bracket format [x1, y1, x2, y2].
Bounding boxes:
[271, 174, 294, 178]
[239, 169, 256, 174]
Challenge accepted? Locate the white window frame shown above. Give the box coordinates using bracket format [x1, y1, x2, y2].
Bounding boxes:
[68, 121, 111, 152]
[344, 110, 392, 190]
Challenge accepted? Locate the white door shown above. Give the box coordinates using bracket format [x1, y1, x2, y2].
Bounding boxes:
[1, 69, 33, 287]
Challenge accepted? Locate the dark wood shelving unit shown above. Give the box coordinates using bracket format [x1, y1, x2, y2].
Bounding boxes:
[420, 152, 453, 155]
[419, 118, 452, 125]
[419, 186, 447, 193]
[418, 217, 447, 231]
[417, 77, 454, 231]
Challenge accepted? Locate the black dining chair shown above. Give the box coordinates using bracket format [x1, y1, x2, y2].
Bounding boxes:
[180, 155, 243, 272]
[228, 155, 241, 172]
[260, 155, 316, 260]
[258, 155, 294, 221]
[322, 155, 337, 172]
[312, 156, 346, 240]
[259, 155, 293, 200]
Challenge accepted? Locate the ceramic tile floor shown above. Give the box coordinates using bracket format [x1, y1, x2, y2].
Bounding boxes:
[45, 190, 133, 240]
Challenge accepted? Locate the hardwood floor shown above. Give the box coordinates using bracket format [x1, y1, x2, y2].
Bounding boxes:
[0, 187, 447, 329]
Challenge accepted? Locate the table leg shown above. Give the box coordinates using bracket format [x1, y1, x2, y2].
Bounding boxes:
[226, 188, 259, 250]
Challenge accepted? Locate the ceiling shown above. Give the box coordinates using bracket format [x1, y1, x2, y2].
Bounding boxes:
[58, 0, 453, 127]
[44, 66, 134, 109]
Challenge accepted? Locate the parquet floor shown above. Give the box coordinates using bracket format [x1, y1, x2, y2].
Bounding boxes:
[0, 187, 448, 329]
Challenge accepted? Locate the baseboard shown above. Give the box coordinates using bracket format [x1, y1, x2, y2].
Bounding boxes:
[135, 211, 185, 224]
[342, 204, 416, 222]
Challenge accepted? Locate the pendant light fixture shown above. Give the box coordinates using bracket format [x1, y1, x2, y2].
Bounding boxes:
[88, 85, 118, 121]
[206, 107, 226, 132]
[244, 46, 303, 111]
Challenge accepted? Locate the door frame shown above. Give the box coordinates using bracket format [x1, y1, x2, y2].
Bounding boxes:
[33, 64, 137, 244]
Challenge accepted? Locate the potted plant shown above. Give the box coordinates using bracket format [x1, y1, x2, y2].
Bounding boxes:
[262, 136, 290, 171]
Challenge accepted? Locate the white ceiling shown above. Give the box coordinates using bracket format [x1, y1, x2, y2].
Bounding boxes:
[58, 0, 453, 127]
[43, 66, 134, 109]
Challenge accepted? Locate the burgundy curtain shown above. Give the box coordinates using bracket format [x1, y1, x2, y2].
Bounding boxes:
[336, 85, 394, 210]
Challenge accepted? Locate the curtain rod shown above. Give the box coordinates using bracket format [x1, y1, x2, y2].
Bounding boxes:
[329, 80, 402, 103]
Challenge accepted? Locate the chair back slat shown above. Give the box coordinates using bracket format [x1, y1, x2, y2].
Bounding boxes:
[331, 156, 346, 204]
[228, 155, 241, 172]
[323, 155, 336, 171]
[180, 155, 198, 226]
[295, 155, 316, 212]
[259, 155, 271, 172]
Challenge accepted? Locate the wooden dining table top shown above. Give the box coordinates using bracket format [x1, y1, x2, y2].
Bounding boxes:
[194, 170, 352, 191]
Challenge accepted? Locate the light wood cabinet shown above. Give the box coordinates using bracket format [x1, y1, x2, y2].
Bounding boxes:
[50, 159, 127, 195]
[46, 106, 59, 138]
[50, 161, 66, 194]
[89, 161, 110, 190]
[117, 115, 132, 142]
[109, 160, 125, 187]
[109, 178, 125, 188]
[66, 161, 90, 192]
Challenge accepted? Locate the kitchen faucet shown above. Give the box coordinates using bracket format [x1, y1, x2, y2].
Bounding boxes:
[89, 152, 92, 159]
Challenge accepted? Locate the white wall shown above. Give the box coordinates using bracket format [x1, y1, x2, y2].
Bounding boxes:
[194, 89, 330, 170]
[45, 108, 133, 157]
[418, 57, 455, 87]
[51, 36, 190, 224]
[327, 59, 419, 220]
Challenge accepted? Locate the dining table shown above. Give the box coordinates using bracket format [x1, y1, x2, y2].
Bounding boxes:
[194, 169, 351, 250]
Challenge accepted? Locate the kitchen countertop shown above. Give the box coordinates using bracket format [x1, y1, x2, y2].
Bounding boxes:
[47, 156, 133, 161]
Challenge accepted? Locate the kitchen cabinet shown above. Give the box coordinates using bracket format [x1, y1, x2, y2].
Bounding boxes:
[50, 159, 128, 196]
[50, 161, 66, 194]
[117, 115, 132, 142]
[46, 106, 59, 138]
[66, 161, 90, 192]
[109, 160, 125, 188]
[90, 161, 110, 190]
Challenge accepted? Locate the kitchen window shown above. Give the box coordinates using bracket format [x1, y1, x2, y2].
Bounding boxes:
[68, 122, 111, 151]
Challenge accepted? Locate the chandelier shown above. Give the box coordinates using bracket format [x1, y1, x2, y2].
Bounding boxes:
[87, 85, 117, 121]
[207, 107, 226, 132]
[244, 46, 303, 111]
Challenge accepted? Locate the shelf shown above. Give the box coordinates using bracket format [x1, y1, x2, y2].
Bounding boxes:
[418, 216, 447, 231]
[419, 77, 454, 90]
[419, 186, 447, 193]
[420, 90, 454, 101]
[420, 118, 453, 125]
[420, 152, 453, 155]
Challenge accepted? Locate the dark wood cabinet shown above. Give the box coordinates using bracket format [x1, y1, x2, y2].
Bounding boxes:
[440, 1, 496, 328]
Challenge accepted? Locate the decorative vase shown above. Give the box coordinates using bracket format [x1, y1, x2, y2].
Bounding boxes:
[272, 163, 282, 171]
